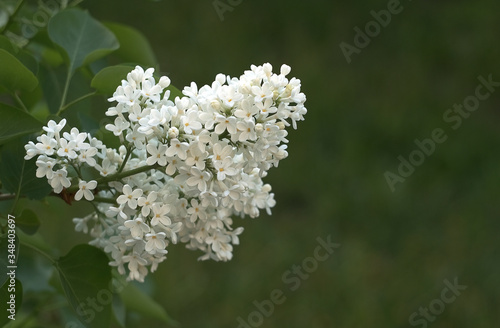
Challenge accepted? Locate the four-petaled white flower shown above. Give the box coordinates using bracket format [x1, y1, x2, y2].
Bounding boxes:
[78, 147, 98, 167]
[187, 199, 206, 223]
[145, 230, 167, 254]
[150, 204, 171, 226]
[36, 135, 58, 155]
[146, 143, 168, 166]
[213, 157, 237, 181]
[57, 139, 78, 159]
[124, 217, 150, 239]
[75, 180, 97, 201]
[186, 167, 210, 192]
[35, 156, 56, 179]
[214, 114, 237, 135]
[165, 138, 189, 160]
[106, 117, 130, 136]
[181, 109, 202, 134]
[137, 191, 157, 217]
[50, 168, 71, 193]
[43, 118, 66, 135]
[117, 184, 143, 209]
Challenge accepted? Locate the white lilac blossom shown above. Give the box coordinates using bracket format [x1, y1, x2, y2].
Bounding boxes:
[24, 63, 307, 282]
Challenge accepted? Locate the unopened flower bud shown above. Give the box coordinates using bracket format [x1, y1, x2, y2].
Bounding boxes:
[168, 127, 179, 139]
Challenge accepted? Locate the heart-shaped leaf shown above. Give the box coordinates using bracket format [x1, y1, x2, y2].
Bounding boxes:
[0, 137, 52, 200]
[0, 102, 42, 145]
[0, 49, 38, 92]
[105, 22, 157, 68]
[48, 9, 119, 74]
[91, 65, 134, 95]
[56, 245, 112, 328]
[16, 209, 40, 235]
[120, 282, 178, 326]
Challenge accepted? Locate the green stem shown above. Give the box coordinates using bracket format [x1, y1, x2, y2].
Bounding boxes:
[13, 92, 29, 113]
[118, 146, 132, 173]
[67, 163, 160, 193]
[92, 197, 117, 204]
[57, 69, 73, 115]
[58, 91, 97, 114]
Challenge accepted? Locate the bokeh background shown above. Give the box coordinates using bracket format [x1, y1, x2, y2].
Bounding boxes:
[18, 0, 500, 327]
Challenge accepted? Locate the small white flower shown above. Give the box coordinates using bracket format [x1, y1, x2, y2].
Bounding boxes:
[137, 191, 157, 217]
[106, 117, 130, 136]
[187, 199, 206, 222]
[214, 115, 237, 135]
[163, 222, 182, 244]
[122, 252, 148, 281]
[150, 204, 171, 226]
[146, 143, 168, 166]
[74, 180, 97, 201]
[35, 135, 58, 155]
[24, 141, 39, 160]
[117, 184, 143, 209]
[57, 138, 78, 159]
[214, 157, 237, 181]
[251, 82, 273, 103]
[165, 139, 189, 160]
[206, 231, 233, 261]
[185, 144, 207, 170]
[145, 230, 167, 254]
[73, 217, 90, 234]
[78, 147, 98, 166]
[95, 158, 117, 176]
[63, 127, 89, 150]
[50, 168, 71, 193]
[234, 98, 258, 120]
[186, 167, 210, 192]
[125, 125, 146, 149]
[109, 84, 141, 106]
[181, 109, 202, 134]
[236, 120, 256, 142]
[124, 217, 150, 239]
[43, 119, 66, 135]
[35, 156, 56, 179]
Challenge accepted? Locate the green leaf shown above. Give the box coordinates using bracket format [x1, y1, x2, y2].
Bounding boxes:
[0, 49, 38, 92]
[167, 85, 184, 100]
[91, 65, 133, 95]
[0, 102, 42, 145]
[112, 293, 126, 328]
[105, 22, 157, 68]
[120, 282, 179, 327]
[0, 137, 52, 200]
[56, 245, 112, 328]
[16, 209, 40, 235]
[0, 278, 22, 326]
[48, 9, 119, 74]
[0, 35, 17, 54]
[17, 50, 39, 76]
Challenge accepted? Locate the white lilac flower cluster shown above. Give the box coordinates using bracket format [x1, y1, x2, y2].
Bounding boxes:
[25, 63, 306, 282]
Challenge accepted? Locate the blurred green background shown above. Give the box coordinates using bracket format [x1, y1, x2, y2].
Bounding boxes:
[15, 0, 500, 327]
